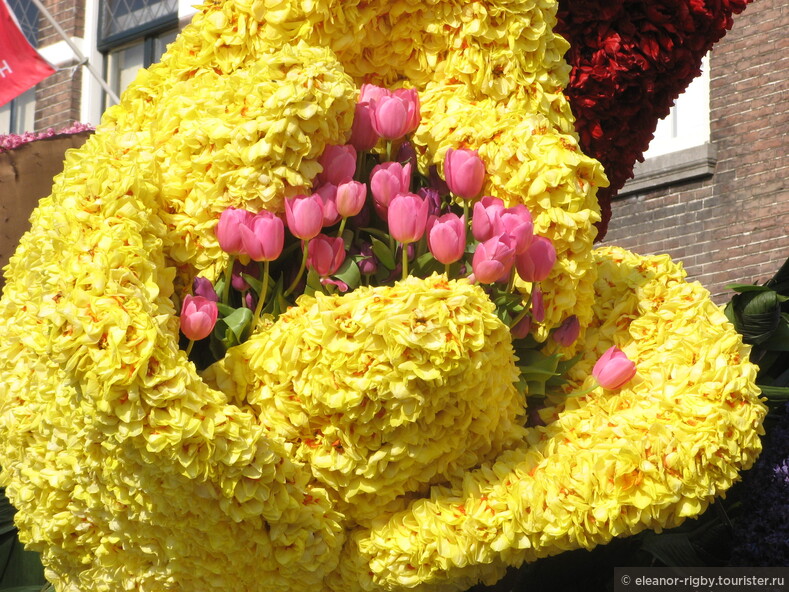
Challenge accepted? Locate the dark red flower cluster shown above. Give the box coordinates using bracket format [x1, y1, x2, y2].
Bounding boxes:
[556, 0, 750, 239]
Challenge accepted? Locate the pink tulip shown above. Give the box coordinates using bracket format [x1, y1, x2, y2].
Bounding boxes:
[499, 205, 534, 253]
[471, 234, 515, 284]
[285, 194, 324, 240]
[370, 161, 412, 217]
[515, 236, 556, 282]
[593, 346, 637, 389]
[317, 144, 357, 186]
[553, 315, 580, 347]
[428, 213, 466, 265]
[336, 180, 367, 218]
[315, 183, 341, 226]
[307, 234, 346, 277]
[349, 102, 379, 151]
[359, 83, 390, 104]
[444, 148, 485, 199]
[239, 210, 285, 262]
[471, 196, 506, 242]
[531, 285, 545, 322]
[216, 207, 254, 254]
[232, 259, 260, 291]
[180, 295, 218, 341]
[371, 89, 420, 140]
[388, 193, 429, 244]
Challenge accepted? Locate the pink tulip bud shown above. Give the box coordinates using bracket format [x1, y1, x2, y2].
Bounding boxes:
[239, 210, 285, 262]
[371, 89, 420, 140]
[336, 180, 367, 218]
[428, 213, 466, 265]
[499, 205, 534, 253]
[418, 187, 442, 219]
[285, 194, 324, 240]
[349, 102, 379, 151]
[471, 234, 515, 284]
[388, 193, 429, 244]
[216, 207, 254, 254]
[531, 285, 545, 322]
[515, 236, 556, 282]
[232, 259, 260, 291]
[315, 183, 341, 226]
[553, 315, 580, 347]
[370, 161, 412, 218]
[471, 196, 506, 242]
[180, 295, 218, 341]
[317, 144, 357, 186]
[592, 346, 637, 389]
[357, 242, 378, 275]
[510, 315, 532, 339]
[444, 148, 485, 199]
[307, 233, 346, 277]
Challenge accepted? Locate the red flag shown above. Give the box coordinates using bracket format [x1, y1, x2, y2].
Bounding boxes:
[0, 0, 55, 106]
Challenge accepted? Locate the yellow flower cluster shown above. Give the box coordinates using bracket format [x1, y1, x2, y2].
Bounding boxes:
[203, 275, 526, 524]
[0, 0, 764, 591]
[325, 247, 765, 592]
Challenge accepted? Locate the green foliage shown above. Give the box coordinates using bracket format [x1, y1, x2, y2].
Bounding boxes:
[0, 489, 46, 591]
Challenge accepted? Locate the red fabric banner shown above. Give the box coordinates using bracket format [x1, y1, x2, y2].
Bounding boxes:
[0, 0, 55, 106]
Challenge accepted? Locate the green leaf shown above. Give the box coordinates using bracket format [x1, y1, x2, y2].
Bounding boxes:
[216, 302, 235, 318]
[758, 384, 789, 399]
[241, 273, 264, 297]
[224, 307, 254, 340]
[370, 236, 396, 270]
[726, 283, 772, 293]
[765, 255, 789, 295]
[760, 315, 789, 351]
[304, 268, 322, 297]
[333, 258, 361, 290]
[730, 290, 782, 344]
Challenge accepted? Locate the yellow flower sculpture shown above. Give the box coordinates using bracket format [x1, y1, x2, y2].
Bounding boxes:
[0, 1, 764, 591]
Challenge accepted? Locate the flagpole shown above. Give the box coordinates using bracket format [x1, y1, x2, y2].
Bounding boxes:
[27, 0, 120, 105]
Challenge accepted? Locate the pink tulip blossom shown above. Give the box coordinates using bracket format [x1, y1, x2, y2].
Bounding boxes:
[370, 89, 420, 140]
[510, 315, 532, 339]
[307, 234, 346, 277]
[349, 101, 379, 151]
[471, 234, 515, 284]
[593, 346, 637, 389]
[239, 210, 285, 261]
[499, 205, 534, 253]
[388, 193, 429, 244]
[444, 148, 485, 199]
[370, 161, 412, 217]
[216, 207, 254, 254]
[335, 180, 367, 218]
[180, 295, 218, 341]
[471, 196, 506, 242]
[428, 213, 466, 265]
[531, 285, 545, 322]
[315, 183, 342, 226]
[317, 144, 357, 186]
[285, 194, 324, 240]
[515, 236, 556, 282]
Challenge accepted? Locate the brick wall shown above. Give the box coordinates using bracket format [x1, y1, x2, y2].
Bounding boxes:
[34, 0, 84, 130]
[602, 0, 788, 303]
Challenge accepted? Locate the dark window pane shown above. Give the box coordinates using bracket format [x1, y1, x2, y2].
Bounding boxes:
[7, 0, 40, 46]
[101, 0, 177, 41]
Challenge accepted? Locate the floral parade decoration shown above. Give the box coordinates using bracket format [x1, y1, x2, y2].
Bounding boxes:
[0, 1, 765, 592]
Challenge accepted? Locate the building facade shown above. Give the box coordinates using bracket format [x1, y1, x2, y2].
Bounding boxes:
[2, 0, 787, 303]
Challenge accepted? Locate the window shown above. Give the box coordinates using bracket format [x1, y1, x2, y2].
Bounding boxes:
[0, 0, 41, 134]
[621, 55, 716, 195]
[99, 0, 178, 102]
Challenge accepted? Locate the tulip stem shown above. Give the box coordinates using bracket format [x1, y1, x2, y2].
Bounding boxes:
[462, 199, 469, 231]
[445, 263, 451, 277]
[337, 217, 348, 238]
[386, 140, 394, 163]
[509, 290, 533, 328]
[284, 241, 309, 298]
[222, 254, 236, 304]
[253, 260, 270, 323]
[506, 266, 517, 293]
[185, 339, 195, 357]
[401, 242, 409, 280]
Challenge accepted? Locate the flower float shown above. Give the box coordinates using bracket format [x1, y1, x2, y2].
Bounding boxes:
[0, 1, 765, 591]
